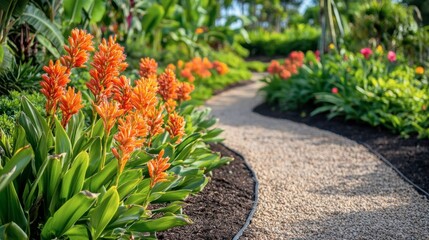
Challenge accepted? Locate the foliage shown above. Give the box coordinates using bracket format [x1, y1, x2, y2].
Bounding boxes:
[0, 61, 41, 95]
[0, 91, 45, 136]
[240, 24, 320, 56]
[0, 29, 231, 239]
[262, 47, 429, 138]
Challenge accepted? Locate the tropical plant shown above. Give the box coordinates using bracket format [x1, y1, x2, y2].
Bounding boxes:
[0, 29, 230, 239]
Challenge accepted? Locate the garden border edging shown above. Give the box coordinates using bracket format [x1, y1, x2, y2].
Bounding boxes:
[218, 143, 259, 240]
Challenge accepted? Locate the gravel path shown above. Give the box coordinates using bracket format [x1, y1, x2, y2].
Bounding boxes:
[206, 74, 429, 239]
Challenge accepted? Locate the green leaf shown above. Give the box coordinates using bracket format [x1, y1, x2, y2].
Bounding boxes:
[63, 0, 87, 23]
[61, 151, 89, 201]
[0, 184, 27, 233]
[55, 117, 72, 167]
[129, 214, 191, 232]
[0, 147, 32, 192]
[41, 191, 98, 239]
[90, 187, 119, 239]
[152, 189, 193, 203]
[141, 4, 165, 33]
[0, 222, 28, 240]
[84, 159, 117, 192]
[64, 225, 90, 240]
[36, 34, 60, 58]
[21, 4, 64, 51]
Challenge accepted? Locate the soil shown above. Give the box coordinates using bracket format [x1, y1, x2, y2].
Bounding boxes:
[157, 143, 255, 240]
[253, 102, 429, 194]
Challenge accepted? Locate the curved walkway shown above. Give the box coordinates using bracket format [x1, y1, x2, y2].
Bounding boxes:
[206, 74, 429, 239]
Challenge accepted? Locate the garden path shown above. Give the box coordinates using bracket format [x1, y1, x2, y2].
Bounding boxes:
[206, 73, 429, 239]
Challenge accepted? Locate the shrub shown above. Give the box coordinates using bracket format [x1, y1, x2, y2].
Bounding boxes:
[0, 29, 231, 239]
[262, 47, 429, 138]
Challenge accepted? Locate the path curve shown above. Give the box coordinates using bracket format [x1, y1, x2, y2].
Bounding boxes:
[206, 74, 429, 239]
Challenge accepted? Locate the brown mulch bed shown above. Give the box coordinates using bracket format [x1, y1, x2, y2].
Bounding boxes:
[253, 102, 429, 195]
[157, 144, 255, 239]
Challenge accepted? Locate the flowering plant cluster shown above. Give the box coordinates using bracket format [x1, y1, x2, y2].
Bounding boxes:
[267, 51, 305, 80]
[262, 47, 429, 138]
[0, 29, 230, 239]
[176, 57, 229, 82]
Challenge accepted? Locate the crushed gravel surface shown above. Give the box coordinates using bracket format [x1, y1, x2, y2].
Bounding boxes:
[205, 74, 429, 239]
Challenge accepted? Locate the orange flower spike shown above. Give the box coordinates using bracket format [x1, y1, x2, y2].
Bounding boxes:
[212, 61, 229, 75]
[177, 60, 184, 69]
[157, 68, 178, 101]
[131, 77, 159, 115]
[87, 36, 128, 103]
[139, 57, 158, 78]
[180, 68, 195, 82]
[94, 100, 125, 134]
[146, 107, 165, 141]
[113, 76, 133, 112]
[113, 114, 148, 173]
[147, 149, 171, 188]
[177, 81, 195, 102]
[40, 60, 70, 115]
[60, 29, 94, 71]
[165, 98, 177, 113]
[59, 87, 84, 127]
[166, 63, 176, 71]
[166, 112, 185, 143]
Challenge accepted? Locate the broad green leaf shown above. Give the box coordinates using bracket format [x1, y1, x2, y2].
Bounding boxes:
[21, 4, 64, 51]
[141, 4, 165, 33]
[61, 152, 89, 201]
[55, 118, 72, 167]
[0, 222, 27, 240]
[64, 225, 90, 240]
[129, 214, 191, 232]
[41, 191, 98, 239]
[152, 189, 192, 203]
[90, 187, 119, 238]
[0, 184, 27, 233]
[84, 159, 117, 192]
[63, 0, 88, 23]
[0, 147, 32, 192]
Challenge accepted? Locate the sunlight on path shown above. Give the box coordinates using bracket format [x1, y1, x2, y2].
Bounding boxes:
[206, 76, 429, 239]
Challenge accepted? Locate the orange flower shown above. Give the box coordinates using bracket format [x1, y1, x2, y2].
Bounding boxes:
[147, 149, 171, 188]
[40, 60, 70, 115]
[59, 87, 84, 127]
[165, 98, 177, 113]
[195, 27, 205, 34]
[166, 112, 185, 143]
[157, 69, 178, 101]
[416, 66, 425, 75]
[112, 113, 148, 173]
[139, 57, 158, 78]
[112, 76, 133, 113]
[267, 60, 282, 75]
[87, 36, 128, 103]
[212, 61, 229, 75]
[279, 68, 291, 80]
[177, 60, 184, 69]
[166, 63, 176, 71]
[176, 81, 194, 101]
[94, 100, 125, 134]
[131, 77, 159, 115]
[146, 107, 165, 142]
[180, 68, 195, 82]
[60, 29, 94, 70]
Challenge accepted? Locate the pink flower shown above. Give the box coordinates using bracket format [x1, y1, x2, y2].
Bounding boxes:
[331, 87, 338, 94]
[315, 50, 320, 61]
[387, 51, 396, 62]
[360, 48, 373, 59]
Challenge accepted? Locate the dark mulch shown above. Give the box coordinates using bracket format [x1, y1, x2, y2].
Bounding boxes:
[254, 102, 429, 194]
[157, 144, 255, 240]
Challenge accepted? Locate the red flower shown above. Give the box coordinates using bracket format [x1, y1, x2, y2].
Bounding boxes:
[331, 87, 339, 94]
[387, 51, 396, 62]
[360, 48, 373, 59]
[267, 60, 282, 75]
[40, 60, 70, 115]
[157, 69, 178, 101]
[59, 87, 84, 127]
[60, 29, 94, 70]
[87, 36, 128, 103]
